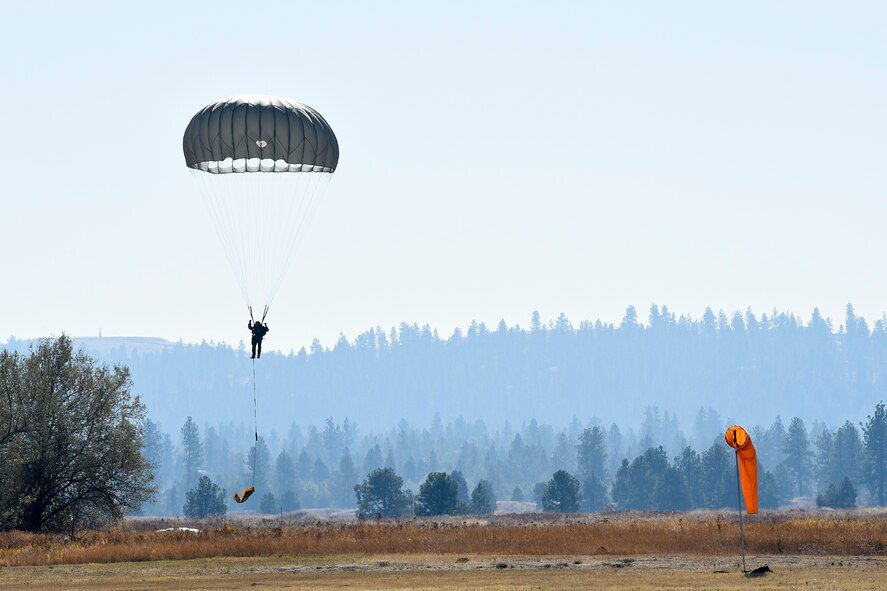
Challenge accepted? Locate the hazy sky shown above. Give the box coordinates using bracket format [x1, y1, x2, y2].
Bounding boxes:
[2, 1, 885, 351]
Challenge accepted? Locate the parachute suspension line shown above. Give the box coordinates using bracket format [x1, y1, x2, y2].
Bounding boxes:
[191, 170, 332, 312]
[271, 173, 329, 305]
[252, 357, 258, 484]
[191, 170, 252, 305]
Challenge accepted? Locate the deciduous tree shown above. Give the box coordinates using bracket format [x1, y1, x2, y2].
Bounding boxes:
[0, 337, 154, 532]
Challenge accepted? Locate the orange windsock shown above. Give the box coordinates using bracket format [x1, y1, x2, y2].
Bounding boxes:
[725, 425, 758, 514]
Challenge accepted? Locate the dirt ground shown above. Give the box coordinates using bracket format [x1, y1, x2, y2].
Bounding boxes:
[3, 554, 885, 590]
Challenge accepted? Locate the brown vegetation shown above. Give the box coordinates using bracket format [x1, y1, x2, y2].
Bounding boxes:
[5, 557, 887, 591]
[0, 555, 887, 591]
[1, 511, 885, 567]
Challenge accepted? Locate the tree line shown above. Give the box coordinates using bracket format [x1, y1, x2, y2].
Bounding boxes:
[12, 303, 884, 433]
[145, 401, 887, 518]
[3, 336, 887, 534]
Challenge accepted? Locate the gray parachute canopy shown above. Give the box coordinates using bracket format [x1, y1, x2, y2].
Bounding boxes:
[183, 95, 339, 173]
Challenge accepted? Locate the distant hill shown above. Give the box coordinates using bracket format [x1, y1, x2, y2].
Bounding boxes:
[5, 305, 886, 434]
[7, 336, 178, 356]
[73, 336, 179, 356]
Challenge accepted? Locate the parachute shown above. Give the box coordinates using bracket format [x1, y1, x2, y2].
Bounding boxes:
[183, 94, 339, 318]
[183, 95, 339, 503]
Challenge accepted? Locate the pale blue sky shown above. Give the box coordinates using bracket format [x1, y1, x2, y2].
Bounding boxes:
[2, 1, 885, 350]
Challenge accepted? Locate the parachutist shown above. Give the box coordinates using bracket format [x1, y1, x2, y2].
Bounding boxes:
[248, 320, 269, 359]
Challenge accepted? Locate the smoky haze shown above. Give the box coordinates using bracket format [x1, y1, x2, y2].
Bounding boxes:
[8, 303, 882, 435]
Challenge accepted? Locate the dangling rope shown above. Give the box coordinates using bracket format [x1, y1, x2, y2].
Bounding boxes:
[252, 357, 258, 479]
[233, 346, 260, 504]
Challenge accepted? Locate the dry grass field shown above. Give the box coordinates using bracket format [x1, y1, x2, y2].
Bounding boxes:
[2, 510, 885, 567]
[1, 511, 885, 590]
[2, 554, 886, 590]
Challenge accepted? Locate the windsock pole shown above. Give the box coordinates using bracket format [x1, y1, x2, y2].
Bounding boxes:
[733, 430, 747, 573]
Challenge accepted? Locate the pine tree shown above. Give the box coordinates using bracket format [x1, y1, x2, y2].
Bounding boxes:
[313, 458, 330, 481]
[384, 449, 397, 471]
[759, 470, 781, 509]
[183, 475, 226, 518]
[576, 426, 607, 482]
[621, 305, 640, 330]
[783, 417, 811, 496]
[363, 444, 383, 476]
[816, 477, 857, 509]
[700, 443, 732, 508]
[244, 437, 272, 493]
[581, 473, 608, 512]
[674, 446, 703, 507]
[623, 447, 669, 510]
[332, 449, 359, 507]
[259, 492, 279, 515]
[142, 419, 165, 476]
[652, 465, 690, 511]
[611, 459, 631, 509]
[275, 449, 297, 496]
[551, 433, 573, 473]
[416, 472, 459, 516]
[541, 470, 581, 513]
[280, 489, 301, 512]
[833, 421, 863, 483]
[450, 470, 470, 505]
[180, 416, 203, 490]
[354, 468, 410, 517]
[296, 450, 313, 479]
[530, 310, 542, 332]
[814, 428, 836, 491]
[758, 416, 787, 470]
[470, 480, 496, 514]
[861, 402, 887, 505]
